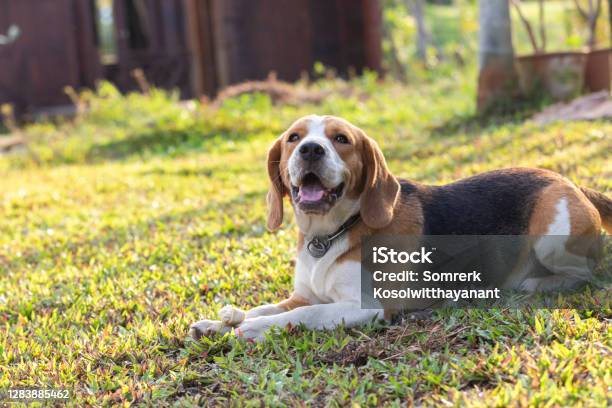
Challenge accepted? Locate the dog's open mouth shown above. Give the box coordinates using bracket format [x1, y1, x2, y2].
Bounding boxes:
[291, 173, 344, 213]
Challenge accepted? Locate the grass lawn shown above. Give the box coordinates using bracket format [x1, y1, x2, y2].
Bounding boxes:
[1, 62, 611, 405]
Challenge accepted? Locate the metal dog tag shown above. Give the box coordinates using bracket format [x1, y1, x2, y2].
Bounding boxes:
[307, 237, 331, 258]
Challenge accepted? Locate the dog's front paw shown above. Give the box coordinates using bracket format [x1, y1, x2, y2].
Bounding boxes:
[218, 305, 246, 326]
[189, 319, 231, 340]
[235, 318, 273, 342]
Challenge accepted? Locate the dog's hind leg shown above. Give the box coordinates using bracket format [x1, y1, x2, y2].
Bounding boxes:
[523, 184, 602, 293]
[521, 234, 600, 292]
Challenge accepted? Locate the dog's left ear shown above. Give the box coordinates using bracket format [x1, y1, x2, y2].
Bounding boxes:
[361, 134, 400, 229]
[266, 136, 286, 231]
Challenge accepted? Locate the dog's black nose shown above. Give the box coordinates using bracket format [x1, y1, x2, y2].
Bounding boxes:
[299, 142, 325, 161]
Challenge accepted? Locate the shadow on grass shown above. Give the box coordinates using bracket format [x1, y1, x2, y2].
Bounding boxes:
[386, 116, 520, 168]
[429, 97, 549, 139]
[85, 127, 255, 162]
[139, 167, 215, 178]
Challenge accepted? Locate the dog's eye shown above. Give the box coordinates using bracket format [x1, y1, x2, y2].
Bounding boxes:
[334, 134, 349, 144]
[287, 133, 300, 142]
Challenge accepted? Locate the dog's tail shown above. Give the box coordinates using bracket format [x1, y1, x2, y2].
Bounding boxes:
[580, 186, 612, 233]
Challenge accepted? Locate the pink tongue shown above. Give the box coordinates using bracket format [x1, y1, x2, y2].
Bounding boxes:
[300, 185, 325, 201]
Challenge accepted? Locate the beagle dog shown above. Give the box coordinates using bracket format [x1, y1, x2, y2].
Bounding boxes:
[190, 115, 611, 341]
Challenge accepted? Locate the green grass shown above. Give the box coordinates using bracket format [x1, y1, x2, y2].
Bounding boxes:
[2, 1, 612, 401]
[1, 62, 610, 405]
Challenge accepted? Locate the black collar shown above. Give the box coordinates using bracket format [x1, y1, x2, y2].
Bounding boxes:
[306, 213, 361, 258]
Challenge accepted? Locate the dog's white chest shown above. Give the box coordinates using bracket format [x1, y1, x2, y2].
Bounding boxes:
[294, 235, 361, 303]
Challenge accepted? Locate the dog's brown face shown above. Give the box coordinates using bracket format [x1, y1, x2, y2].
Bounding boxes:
[266, 115, 400, 231]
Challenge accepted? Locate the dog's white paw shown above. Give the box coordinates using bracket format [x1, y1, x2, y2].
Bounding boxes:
[235, 318, 273, 342]
[189, 319, 231, 340]
[218, 305, 246, 326]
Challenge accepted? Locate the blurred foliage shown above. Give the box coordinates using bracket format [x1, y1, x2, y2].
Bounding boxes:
[382, 0, 479, 80]
[381, 0, 611, 81]
[510, 0, 611, 54]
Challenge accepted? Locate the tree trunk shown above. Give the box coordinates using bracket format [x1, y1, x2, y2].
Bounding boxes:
[586, 0, 602, 48]
[382, 15, 407, 82]
[406, 0, 429, 61]
[477, 0, 518, 112]
[609, 0, 612, 44]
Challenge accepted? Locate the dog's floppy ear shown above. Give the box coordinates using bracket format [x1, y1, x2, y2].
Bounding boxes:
[266, 137, 286, 231]
[361, 135, 400, 229]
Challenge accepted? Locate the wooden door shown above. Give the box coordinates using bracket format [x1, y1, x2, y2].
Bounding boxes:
[106, 0, 192, 97]
[187, 0, 382, 94]
[0, 0, 100, 112]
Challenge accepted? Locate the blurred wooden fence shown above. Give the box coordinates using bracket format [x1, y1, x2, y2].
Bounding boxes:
[0, 0, 381, 115]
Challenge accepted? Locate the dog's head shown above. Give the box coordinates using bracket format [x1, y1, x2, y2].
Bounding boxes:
[266, 115, 400, 233]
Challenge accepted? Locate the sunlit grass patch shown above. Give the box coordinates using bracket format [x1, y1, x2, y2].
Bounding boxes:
[1, 61, 610, 405]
